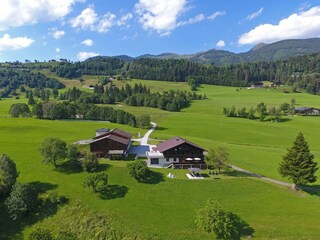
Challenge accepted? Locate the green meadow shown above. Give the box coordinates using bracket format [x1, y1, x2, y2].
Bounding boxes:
[1, 78, 320, 239]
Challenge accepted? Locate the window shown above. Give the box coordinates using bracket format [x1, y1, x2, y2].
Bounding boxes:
[166, 158, 169, 162]
[150, 158, 159, 165]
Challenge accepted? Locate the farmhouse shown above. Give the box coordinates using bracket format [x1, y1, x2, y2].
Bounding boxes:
[146, 137, 206, 169]
[90, 128, 132, 158]
[250, 82, 264, 89]
[295, 107, 320, 115]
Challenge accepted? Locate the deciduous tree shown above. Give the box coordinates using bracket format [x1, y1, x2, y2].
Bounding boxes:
[39, 138, 67, 167]
[5, 183, 38, 220]
[0, 154, 19, 197]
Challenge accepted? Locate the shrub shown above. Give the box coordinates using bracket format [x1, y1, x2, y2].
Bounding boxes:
[195, 200, 239, 239]
[127, 160, 151, 182]
[83, 172, 108, 192]
[82, 153, 98, 172]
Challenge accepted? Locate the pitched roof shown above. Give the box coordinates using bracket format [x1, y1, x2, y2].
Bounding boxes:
[110, 129, 133, 139]
[90, 134, 130, 146]
[154, 136, 204, 153]
[94, 128, 132, 140]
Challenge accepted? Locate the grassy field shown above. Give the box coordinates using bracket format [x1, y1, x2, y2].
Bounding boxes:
[1, 78, 320, 239]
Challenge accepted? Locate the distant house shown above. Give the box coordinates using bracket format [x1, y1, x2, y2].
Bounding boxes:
[146, 137, 206, 169]
[295, 107, 320, 115]
[90, 128, 133, 158]
[250, 82, 264, 89]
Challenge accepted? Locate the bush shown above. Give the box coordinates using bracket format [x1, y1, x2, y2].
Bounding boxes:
[83, 172, 108, 192]
[47, 191, 68, 205]
[82, 153, 98, 172]
[127, 160, 151, 182]
[5, 182, 38, 220]
[195, 200, 254, 240]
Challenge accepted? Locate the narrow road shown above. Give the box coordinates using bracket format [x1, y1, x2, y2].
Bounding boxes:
[231, 165, 320, 192]
[140, 122, 157, 145]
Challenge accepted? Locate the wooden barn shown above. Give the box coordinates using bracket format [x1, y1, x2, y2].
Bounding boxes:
[146, 137, 206, 169]
[90, 128, 132, 158]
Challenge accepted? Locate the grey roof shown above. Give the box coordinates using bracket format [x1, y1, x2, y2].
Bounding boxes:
[154, 136, 205, 153]
[94, 128, 132, 140]
[90, 134, 130, 146]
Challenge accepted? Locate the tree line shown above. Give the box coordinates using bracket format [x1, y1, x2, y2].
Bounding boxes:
[9, 102, 137, 127]
[60, 83, 206, 112]
[223, 99, 296, 122]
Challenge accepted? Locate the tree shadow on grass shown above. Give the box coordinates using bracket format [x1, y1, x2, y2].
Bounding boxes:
[57, 161, 83, 174]
[58, 162, 111, 174]
[140, 171, 165, 184]
[228, 212, 255, 240]
[96, 163, 111, 172]
[98, 185, 129, 200]
[223, 170, 251, 178]
[300, 185, 320, 197]
[155, 126, 167, 131]
[0, 182, 60, 240]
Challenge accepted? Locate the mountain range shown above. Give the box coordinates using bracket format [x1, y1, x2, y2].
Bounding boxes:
[100, 38, 320, 66]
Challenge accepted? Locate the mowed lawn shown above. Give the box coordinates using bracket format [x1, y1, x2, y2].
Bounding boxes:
[1, 81, 320, 239]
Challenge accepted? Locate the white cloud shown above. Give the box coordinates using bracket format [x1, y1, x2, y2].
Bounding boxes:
[247, 7, 264, 21]
[135, 0, 187, 35]
[0, 34, 34, 51]
[97, 13, 116, 33]
[207, 11, 226, 20]
[177, 14, 205, 27]
[55, 48, 61, 53]
[239, 6, 320, 45]
[81, 39, 93, 46]
[70, 7, 97, 30]
[71, 7, 118, 33]
[216, 40, 226, 48]
[0, 0, 84, 30]
[51, 29, 65, 39]
[77, 51, 100, 61]
[117, 13, 133, 26]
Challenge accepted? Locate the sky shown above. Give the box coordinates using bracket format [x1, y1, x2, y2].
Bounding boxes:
[1, 0, 320, 62]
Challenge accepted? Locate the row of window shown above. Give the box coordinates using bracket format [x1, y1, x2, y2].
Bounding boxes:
[166, 158, 179, 162]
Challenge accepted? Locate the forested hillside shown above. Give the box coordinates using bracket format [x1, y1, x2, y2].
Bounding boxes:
[0, 68, 64, 98]
[44, 53, 320, 94]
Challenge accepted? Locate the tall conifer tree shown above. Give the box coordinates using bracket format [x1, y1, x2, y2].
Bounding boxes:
[279, 132, 318, 190]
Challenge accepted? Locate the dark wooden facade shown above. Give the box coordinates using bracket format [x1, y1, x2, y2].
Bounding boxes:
[162, 142, 205, 164]
[90, 138, 128, 157]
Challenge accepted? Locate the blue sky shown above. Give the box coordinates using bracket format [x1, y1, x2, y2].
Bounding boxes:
[1, 0, 320, 62]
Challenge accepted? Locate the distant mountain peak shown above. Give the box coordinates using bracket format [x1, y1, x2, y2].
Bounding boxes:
[250, 43, 267, 52]
[88, 38, 320, 66]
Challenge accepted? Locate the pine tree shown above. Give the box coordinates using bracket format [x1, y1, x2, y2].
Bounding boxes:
[279, 132, 318, 190]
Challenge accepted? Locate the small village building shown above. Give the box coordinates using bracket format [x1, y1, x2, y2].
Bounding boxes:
[250, 82, 264, 89]
[295, 107, 320, 115]
[90, 128, 132, 159]
[146, 137, 206, 169]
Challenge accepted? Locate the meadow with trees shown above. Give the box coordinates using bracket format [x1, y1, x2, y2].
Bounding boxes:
[0, 60, 320, 239]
